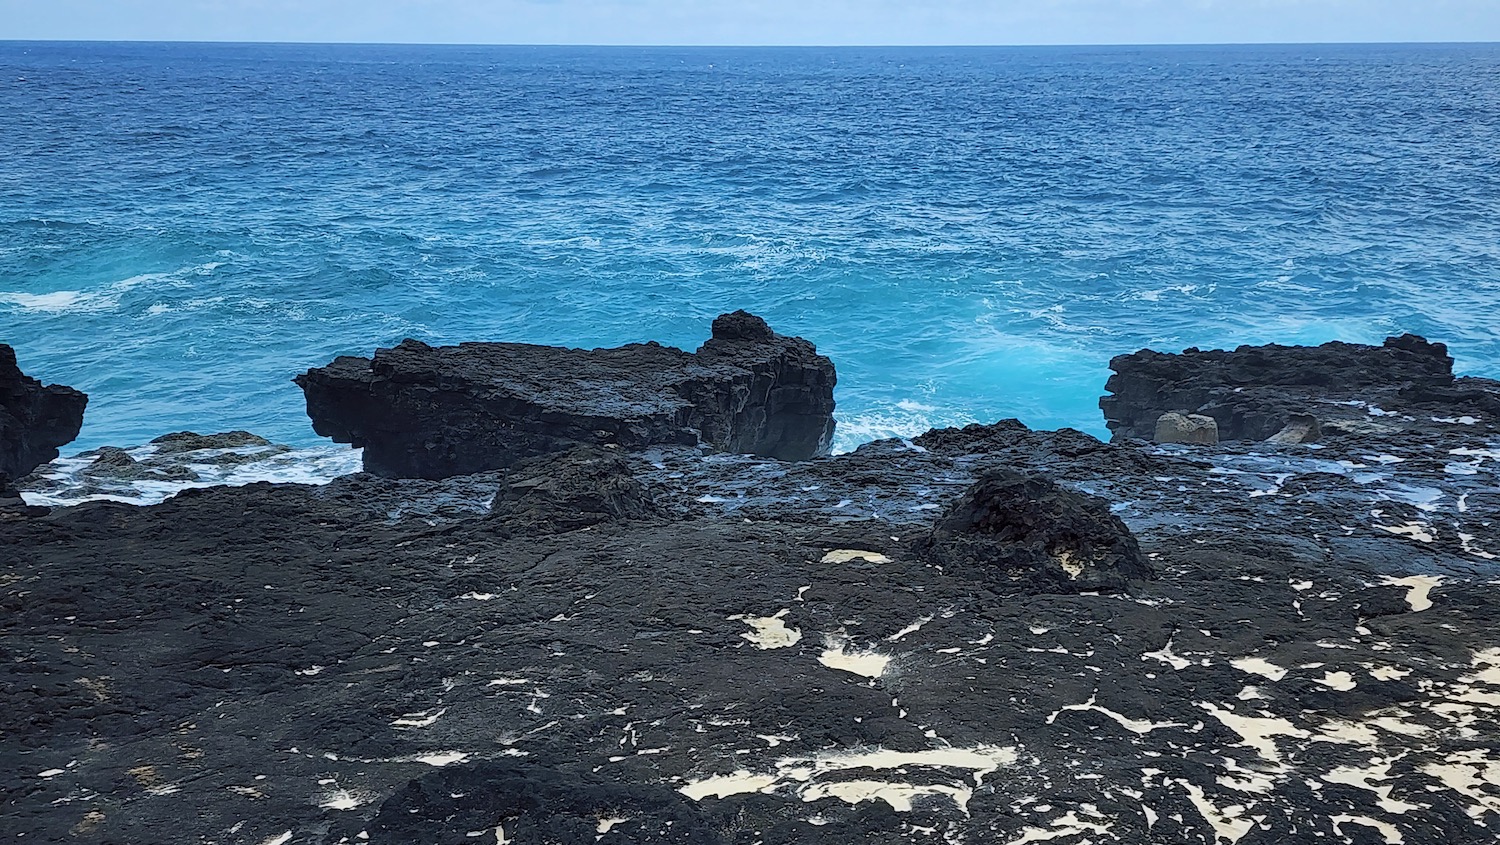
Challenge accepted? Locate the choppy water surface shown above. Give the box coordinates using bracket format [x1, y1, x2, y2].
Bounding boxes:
[3, 41, 1499, 454]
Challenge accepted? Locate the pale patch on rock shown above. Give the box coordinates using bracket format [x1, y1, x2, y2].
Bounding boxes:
[1046, 693, 1186, 734]
[821, 549, 891, 564]
[1199, 704, 1309, 763]
[732, 610, 802, 649]
[1314, 671, 1356, 691]
[1376, 522, 1434, 543]
[1176, 780, 1259, 844]
[818, 636, 891, 678]
[1230, 657, 1288, 681]
[1381, 576, 1442, 612]
[678, 771, 780, 800]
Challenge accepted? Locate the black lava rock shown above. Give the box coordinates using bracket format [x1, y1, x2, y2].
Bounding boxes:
[296, 311, 837, 478]
[369, 761, 722, 845]
[490, 446, 660, 534]
[1100, 334, 1456, 441]
[0, 343, 87, 496]
[915, 467, 1150, 593]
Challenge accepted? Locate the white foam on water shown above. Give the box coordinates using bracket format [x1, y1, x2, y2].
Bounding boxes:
[21, 443, 364, 507]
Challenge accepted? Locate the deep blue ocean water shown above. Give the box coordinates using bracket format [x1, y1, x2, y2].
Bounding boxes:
[3, 41, 1499, 455]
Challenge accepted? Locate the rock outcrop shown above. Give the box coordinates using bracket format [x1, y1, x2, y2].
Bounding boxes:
[489, 446, 660, 535]
[915, 467, 1150, 593]
[296, 311, 836, 479]
[0, 344, 87, 500]
[1101, 334, 1456, 442]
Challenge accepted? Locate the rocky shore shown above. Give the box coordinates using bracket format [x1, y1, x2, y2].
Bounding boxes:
[4, 318, 1499, 845]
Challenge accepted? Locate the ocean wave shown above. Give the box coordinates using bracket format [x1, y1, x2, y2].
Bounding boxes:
[20, 441, 364, 507]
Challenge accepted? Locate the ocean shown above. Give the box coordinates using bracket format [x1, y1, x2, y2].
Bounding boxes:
[4, 41, 1500, 463]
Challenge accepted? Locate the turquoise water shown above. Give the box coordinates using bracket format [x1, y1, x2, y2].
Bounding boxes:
[3, 41, 1499, 454]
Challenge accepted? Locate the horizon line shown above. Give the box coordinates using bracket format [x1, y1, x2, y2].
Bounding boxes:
[4, 37, 1499, 49]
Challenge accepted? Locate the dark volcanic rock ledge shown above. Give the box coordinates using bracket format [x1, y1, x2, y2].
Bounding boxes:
[1100, 334, 1487, 442]
[0, 343, 87, 500]
[296, 311, 836, 479]
[8, 332, 1500, 845]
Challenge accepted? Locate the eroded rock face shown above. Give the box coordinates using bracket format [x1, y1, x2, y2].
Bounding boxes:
[0, 344, 87, 496]
[1101, 334, 1457, 442]
[489, 446, 660, 535]
[914, 467, 1150, 594]
[296, 311, 836, 479]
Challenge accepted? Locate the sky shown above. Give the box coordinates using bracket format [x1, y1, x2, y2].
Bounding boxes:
[2, 0, 1498, 46]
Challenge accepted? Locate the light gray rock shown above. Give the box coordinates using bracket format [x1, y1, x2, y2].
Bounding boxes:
[1265, 413, 1321, 445]
[1153, 412, 1219, 445]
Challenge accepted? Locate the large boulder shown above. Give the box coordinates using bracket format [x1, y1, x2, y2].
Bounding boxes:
[1100, 334, 1455, 442]
[296, 311, 836, 479]
[1, 344, 87, 497]
[914, 467, 1150, 594]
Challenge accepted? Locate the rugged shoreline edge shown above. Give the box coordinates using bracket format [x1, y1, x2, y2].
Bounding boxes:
[4, 318, 1499, 844]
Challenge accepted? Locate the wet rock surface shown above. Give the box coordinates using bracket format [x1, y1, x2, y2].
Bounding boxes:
[6, 339, 1500, 845]
[1101, 334, 1489, 442]
[296, 311, 837, 479]
[916, 467, 1150, 594]
[0, 343, 86, 501]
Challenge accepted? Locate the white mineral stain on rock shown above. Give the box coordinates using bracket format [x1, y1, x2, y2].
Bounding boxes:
[1315, 671, 1357, 691]
[1331, 814, 1403, 844]
[1046, 694, 1185, 734]
[595, 815, 630, 834]
[800, 779, 972, 813]
[414, 751, 468, 767]
[1176, 780, 1259, 844]
[678, 770, 780, 800]
[1230, 657, 1288, 681]
[1458, 533, 1498, 560]
[1199, 704, 1309, 762]
[997, 810, 1114, 845]
[820, 549, 891, 564]
[1382, 576, 1442, 611]
[1321, 758, 1421, 814]
[1420, 748, 1500, 818]
[680, 744, 1017, 815]
[319, 789, 365, 810]
[1376, 522, 1434, 543]
[1143, 639, 1192, 670]
[732, 610, 802, 649]
[886, 614, 934, 642]
[817, 636, 891, 678]
[391, 708, 445, 728]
